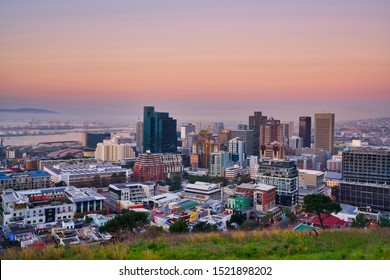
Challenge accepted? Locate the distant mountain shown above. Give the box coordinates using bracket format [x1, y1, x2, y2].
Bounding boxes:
[0, 107, 58, 114]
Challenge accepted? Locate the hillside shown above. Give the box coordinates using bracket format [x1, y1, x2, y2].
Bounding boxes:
[2, 228, 389, 260]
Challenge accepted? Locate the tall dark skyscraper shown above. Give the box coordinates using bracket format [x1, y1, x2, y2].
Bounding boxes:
[299, 116, 311, 148]
[249, 111, 267, 157]
[143, 106, 177, 153]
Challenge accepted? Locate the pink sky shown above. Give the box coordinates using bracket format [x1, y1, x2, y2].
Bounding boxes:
[0, 1, 389, 121]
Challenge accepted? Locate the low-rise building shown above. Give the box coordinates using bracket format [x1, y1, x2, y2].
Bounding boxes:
[182, 181, 221, 203]
[298, 169, 325, 204]
[0, 170, 53, 192]
[44, 164, 131, 187]
[254, 183, 277, 212]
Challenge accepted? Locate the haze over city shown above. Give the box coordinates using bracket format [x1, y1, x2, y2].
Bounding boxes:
[1, 0, 389, 122]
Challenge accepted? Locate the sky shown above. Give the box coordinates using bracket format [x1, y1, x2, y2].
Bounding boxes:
[0, 0, 389, 123]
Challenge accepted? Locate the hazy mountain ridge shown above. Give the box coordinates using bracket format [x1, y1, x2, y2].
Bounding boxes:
[0, 108, 58, 114]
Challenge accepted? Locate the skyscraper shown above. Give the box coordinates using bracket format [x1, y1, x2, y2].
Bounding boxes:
[180, 123, 196, 139]
[143, 106, 177, 153]
[314, 113, 335, 153]
[249, 111, 267, 157]
[136, 117, 143, 153]
[299, 116, 311, 148]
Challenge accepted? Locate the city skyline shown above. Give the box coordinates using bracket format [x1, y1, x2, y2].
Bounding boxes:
[1, 1, 389, 122]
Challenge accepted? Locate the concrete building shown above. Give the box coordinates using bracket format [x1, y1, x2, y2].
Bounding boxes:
[340, 148, 390, 212]
[1, 186, 105, 227]
[256, 159, 298, 208]
[228, 137, 246, 167]
[249, 111, 268, 157]
[209, 151, 234, 177]
[214, 122, 224, 133]
[281, 121, 294, 145]
[227, 194, 251, 211]
[182, 181, 221, 203]
[108, 183, 156, 211]
[0, 170, 53, 192]
[231, 130, 254, 156]
[44, 164, 130, 187]
[254, 183, 277, 212]
[298, 169, 325, 204]
[299, 116, 311, 148]
[327, 155, 342, 172]
[136, 118, 143, 153]
[289, 136, 303, 149]
[95, 135, 135, 163]
[260, 141, 285, 159]
[314, 113, 335, 153]
[142, 193, 181, 209]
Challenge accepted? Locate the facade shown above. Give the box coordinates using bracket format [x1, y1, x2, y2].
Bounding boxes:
[298, 169, 325, 204]
[289, 136, 303, 149]
[83, 132, 111, 149]
[327, 155, 343, 172]
[340, 148, 390, 211]
[133, 153, 184, 182]
[254, 183, 277, 212]
[65, 186, 106, 213]
[227, 194, 251, 211]
[161, 153, 184, 179]
[314, 113, 335, 153]
[224, 166, 244, 180]
[143, 106, 177, 153]
[214, 122, 224, 133]
[209, 151, 234, 177]
[260, 141, 285, 159]
[249, 111, 267, 157]
[108, 182, 155, 204]
[235, 183, 257, 203]
[182, 181, 221, 203]
[256, 159, 298, 207]
[228, 137, 246, 167]
[44, 164, 130, 187]
[231, 130, 254, 156]
[299, 116, 311, 148]
[0, 170, 53, 192]
[259, 118, 284, 148]
[132, 153, 164, 182]
[95, 135, 135, 162]
[281, 121, 294, 145]
[136, 118, 143, 153]
[1, 186, 105, 226]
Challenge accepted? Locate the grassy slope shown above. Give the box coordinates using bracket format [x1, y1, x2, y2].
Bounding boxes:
[2, 228, 390, 260]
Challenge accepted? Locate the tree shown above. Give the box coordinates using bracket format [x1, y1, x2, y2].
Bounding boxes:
[351, 213, 369, 228]
[282, 208, 297, 223]
[378, 216, 390, 228]
[229, 212, 246, 226]
[55, 181, 66, 187]
[169, 176, 182, 192]
[169, 220, 188, 233]
[99, 210, 148, 232]
[303, 194, 342, 229]
[192, 221, 218, 233]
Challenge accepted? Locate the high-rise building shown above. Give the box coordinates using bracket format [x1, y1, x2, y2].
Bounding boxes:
[256, 159, 298, 208]
[143, 106, 177, 153]
[259, 118, 283, 147]
[289, 136, 303, 149]
[95, 135, 135, 162]
[228, 137, 246, 167]
[231, 130, 254, 156]
[281, 121, 294, 145]
[180, 123, 196, 139]
[209, 151, 234, 177]
[249, 112, 267, 157]
[136, 118, 143, 153]
[314, 113, 335, 153]
[83, 132, 111, 149]
[340, 148, 390, 211]
[299, 116, 311, 148]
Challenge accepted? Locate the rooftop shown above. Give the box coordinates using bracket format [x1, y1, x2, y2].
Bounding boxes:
[255, 183, 276, 192]
[0, 170, 50, 180]
[236, 183, 256, 190]
[299, 169, 325, 176]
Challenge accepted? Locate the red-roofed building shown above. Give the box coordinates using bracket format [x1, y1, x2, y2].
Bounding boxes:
[309, 214, 346, 229]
